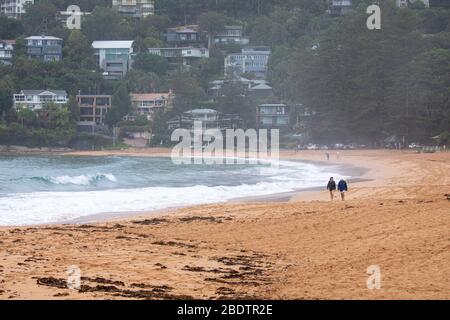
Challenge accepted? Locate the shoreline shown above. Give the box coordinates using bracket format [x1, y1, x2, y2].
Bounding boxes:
[0, 151, 368, 227]
[1, 149, 449, 299]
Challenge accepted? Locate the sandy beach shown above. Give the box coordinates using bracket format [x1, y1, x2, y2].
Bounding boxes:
[0, 149, 449, 300]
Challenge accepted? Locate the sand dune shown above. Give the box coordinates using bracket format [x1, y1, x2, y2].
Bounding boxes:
[0, 150, 449, 299]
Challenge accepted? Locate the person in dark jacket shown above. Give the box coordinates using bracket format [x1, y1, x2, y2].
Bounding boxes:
[338, 179, 348, 201]
[327, 177, 336, 200]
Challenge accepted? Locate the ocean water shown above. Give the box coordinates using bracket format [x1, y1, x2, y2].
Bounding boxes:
[0, 155, 342, 226]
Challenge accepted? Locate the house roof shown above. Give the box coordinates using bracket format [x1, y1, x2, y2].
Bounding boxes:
[168, 25, 200, 33]
[0, 40, 16, 45]
[259, 103, 287, 107]
[21, 90, 67, 96]
[131, 93, 172, 101]
[224, 25, 243, 30]
[177, 28, 197, 33]
[92, 41, 134, 49]
[26, 36, 62, 41]
[250, 83, 273, 90]
[185, 109, 219, 115]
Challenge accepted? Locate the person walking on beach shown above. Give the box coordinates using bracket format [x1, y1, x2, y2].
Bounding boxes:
[327, 177, 336, 200]
[326, 153, 330, 161]
[338, 179, 348, 201]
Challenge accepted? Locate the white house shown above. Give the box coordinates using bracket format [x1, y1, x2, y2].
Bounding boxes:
[0, 40, 15, 65]
[92, 40, 134, 80]
[14, 90, 68, 111]
[0, 0, 34, 19]
[224, 47, 271, 79]
[112, 0, 155, 19]
[148, 47, 209, 66]
[214, 26, 250, 45]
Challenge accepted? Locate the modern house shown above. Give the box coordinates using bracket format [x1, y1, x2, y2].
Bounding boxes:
[128, 92, 174, 121]
[13, 90, 68, 111]
[0, 0, 34, 19]
[148, 47, 209, 66]
[112, 0, 155, 18]
[0, 40, 15, 65]
[214, 26, 250, 45]
[164, 26, 206, 46]
[224, 47, 271, 79]
[256, 103, 290, 129]
[92, 40, 134, 80]
[168, 109, 243, 131]
[25, 36, 63, 62]
[327, 0, 353, 16]
[76, 94, 112, 130]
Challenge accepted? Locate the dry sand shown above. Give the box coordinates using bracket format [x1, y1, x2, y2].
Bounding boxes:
[0, 149, 449, 300]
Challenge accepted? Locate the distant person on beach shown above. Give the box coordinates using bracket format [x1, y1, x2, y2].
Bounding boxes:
[326, 153, 330, 161]
[338, 179, 348, 201]
[327, 177, 336, 200]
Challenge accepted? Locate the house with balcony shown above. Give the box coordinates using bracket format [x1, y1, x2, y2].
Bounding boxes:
[225, 47, 271, 79]
[327, 0, 353, 16]
[127, 92, 174, 121]
[0, 0, 34, 19]
[92, 40, 134, 80]
[0, 40, 15, 65]
[208, 77, 273, 100]
[148, 47, 209, 66]
[25, 36, 63, 62]
[168, 109, 243, 132]
[214, 26, 250, 45]
[13, 90, 68, 111]
[112, 0, 155, 19]
[164, 25, 206, 47]
[76, 94, 112, 131]
[256, 103, 290, 129]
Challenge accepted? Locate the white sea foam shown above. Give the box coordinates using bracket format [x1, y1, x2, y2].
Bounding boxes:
[0, 160, 343, 226]
[42, 173, 117, 185]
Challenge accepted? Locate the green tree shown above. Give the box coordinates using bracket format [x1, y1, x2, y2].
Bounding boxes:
[17, 108, 38, 128]
[0, 85, 13, 119]
[217, 81, 254, 125]
[133, 53, 169, 76]
[126, 70, 162, 93]
[171, 72, 205, 114]
[106, 83, 131, 126]
[63, 30, 93, 66]
[198, 11, 228, 50]
[21, 0, 61, 35]
[83, 7, 131, 42]
[0, 14, 24, 39]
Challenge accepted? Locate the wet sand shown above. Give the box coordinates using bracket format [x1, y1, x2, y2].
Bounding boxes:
[0, 149, 449, 299]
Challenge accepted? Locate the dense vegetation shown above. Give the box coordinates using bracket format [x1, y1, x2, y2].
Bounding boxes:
[0, 0, 449, 147]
